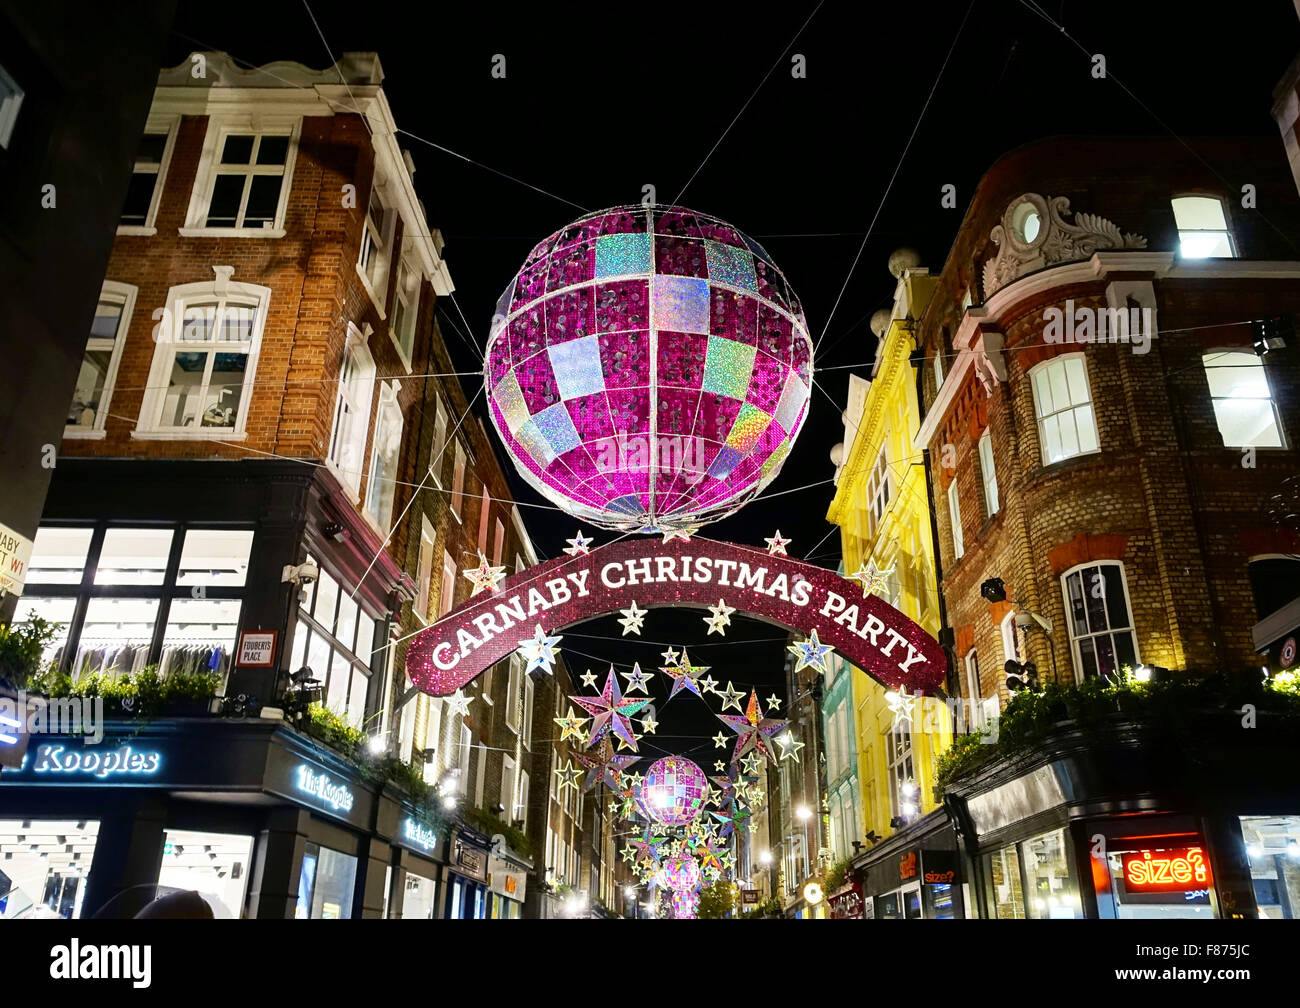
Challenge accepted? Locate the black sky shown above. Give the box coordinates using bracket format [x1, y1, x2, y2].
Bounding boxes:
[165, 0, 1299, 752]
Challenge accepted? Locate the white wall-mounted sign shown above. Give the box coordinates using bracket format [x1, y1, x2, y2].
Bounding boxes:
[295, 764, 354, 813]
[237, 630, 278, 668]
[402, 818, 437, 852]
[0, 521, 34, 597]
[32, 743, 162, 778]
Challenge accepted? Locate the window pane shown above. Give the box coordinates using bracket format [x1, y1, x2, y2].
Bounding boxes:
[1211, 399, 1282, 447]
[1102, 565, 1131, 629]
[219, 304, 256, 342]
[1171, 196, 1227, 230]
[177, 529, 253, 587]
[162, 597, 241, 655]
[1083, 567, 1108, 633]
[335, 591, 358, 652]
[1057, 408, 1080, 461]
[1078, 637, 1098, 679]
[1205, 353, 1269, 398]
[120, 172, 157, 224]
[256, 135, 289, 165]
[326, 660, 349, 715]
[306, 631, 332, 691]
[313, 570, 339, 635]
[1115, 630, 1137, 671]
[206, 174, 245, 226]
[990, 844, 1025, 919]
[1181, 232, 1232, 258]
[291, 621, 309, 675]
[180, 303, 217, 343]
[1024, 829, 1079, 918]
[1032, 367, 1052, 418]
[77, 597, 160, 675]
[136, 133, 167, 165]
[1094, 634, 1118, 678]
[1075, 403, 1099, 454]
[27, 527, 92, 585]
[244, 175, 282, 226]
[308, 847, 356, 919]
[90, 300, 124, 341]
[1064, 356, 1089, 406]
[11, 597, 76, 663]
[204, 354, 248, 428]
[69, 348, 112, 423]
[220, 134, 255, 165]
[1041, 414, 1063, 463]
[356, 611, 374, 663]
[95, 528, 173, 585]
[1048, 363, 1070, 415]
[348, 668, 368, 725]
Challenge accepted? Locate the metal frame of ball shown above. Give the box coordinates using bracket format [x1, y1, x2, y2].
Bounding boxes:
[484, 203, 815, 533]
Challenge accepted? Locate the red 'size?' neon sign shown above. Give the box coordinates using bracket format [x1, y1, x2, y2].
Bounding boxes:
[1121, 847, 1210, 893]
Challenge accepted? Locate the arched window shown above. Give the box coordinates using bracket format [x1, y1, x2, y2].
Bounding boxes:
[136, 275, 270, 437]
[1061, 561, 1139, 682]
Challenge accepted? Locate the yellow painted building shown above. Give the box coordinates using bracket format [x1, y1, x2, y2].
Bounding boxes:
[825, 251, 953, 869]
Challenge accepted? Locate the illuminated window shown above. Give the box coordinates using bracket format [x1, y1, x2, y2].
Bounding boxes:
[65, 282, 136, 436]
[866, 446, 891, 532]
[1030, 354, 1099, 465]
[365, 382, 403, 531]
[947, 479, 964, 561]
[1172, 195, 1234, 259]
[978, 429, 999, 516]
[1062, 562, 1138, 682]
[451, 442, 466, 520]
[1203, 351, 1284, 448]
[414, 516, 436, 624]
[327, 324, 376, 497]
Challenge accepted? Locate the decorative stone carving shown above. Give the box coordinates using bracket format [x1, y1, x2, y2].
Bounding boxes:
[972, 329, 1007, 396]
[981, 193, 1147, 298]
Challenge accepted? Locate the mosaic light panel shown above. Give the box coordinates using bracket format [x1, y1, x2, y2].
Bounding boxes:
[486, 205, 814, 531]
[641, 755, 708, 827]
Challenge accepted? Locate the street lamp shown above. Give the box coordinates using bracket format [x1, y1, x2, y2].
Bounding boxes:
[759, 849, 773, 866]
[796, 805, 812, 822]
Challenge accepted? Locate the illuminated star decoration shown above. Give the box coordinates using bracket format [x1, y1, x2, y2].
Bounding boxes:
[660, 645, 680, 666]
[776, 729, 805, 763]
[662, 651, 708, 701]
[714, 760, 726, 773]
[444, 689, 474, 717]
[886, 688, 916, 731]
[662, 525, 699, 543]
[764, 530, 791, 556]
[849, 558, 894, 598]
[571, 738, 639, 792]
[570, 668, 650, 750]
[563, 530, 593, 556]
[704, 598, 735, 636]
[766, 694, 783, 711]
[639, 713, 658, 734]
[617, 600, 648, 636]
[712, 731, 730, 749]
[718, 690, 789, 765]
[463, 553, 507, 594]
[622, 662, 652, 693]
[716, 681, 745, 713]
[787, 629, 834, 673]
[553, 706, 590, 743]
[699, 673, 719, 694]
[517, 624, 562, 675]
[740, 750, 765, 776]
[554, 760, 583, 792]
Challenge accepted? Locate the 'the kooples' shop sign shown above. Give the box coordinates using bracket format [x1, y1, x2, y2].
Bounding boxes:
[33, 744, 161, 779]
[294, 765, 355, 813]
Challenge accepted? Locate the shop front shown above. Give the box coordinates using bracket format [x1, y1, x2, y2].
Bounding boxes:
[854, 813, 964, 919]
[945, 719, 1300, 919]
[487, 846, 529, 919]
[444, 825, 491, 919]
[827, 879, 864, 919]
[0, 718, 431, 919]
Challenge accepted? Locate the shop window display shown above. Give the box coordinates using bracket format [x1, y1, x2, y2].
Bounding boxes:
[157, 828, 253, 918]
[0, 820, 101, 919]
[989, 843, 1026, 919]
[1240, 815, 1300, 919]
[400, 872, 438, 919]
[295, 842, 356, 919]
[1023, 828, 1081, 918]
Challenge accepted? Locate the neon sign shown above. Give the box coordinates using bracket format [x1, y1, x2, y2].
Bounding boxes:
[32, 744, 161, 779]
[402, 818, 438, 852]
[1122, 847, 1210, 893]
[294, 765, 355, 813]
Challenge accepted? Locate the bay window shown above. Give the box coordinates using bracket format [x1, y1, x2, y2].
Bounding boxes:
[1062, 561, 1139, 682]
[1030, 353, 1099, 465]
[328, 324, 376, 496]
[65, 282, 136, 438]
[289, 558, 376, 726]
[136, 277, 270, 438]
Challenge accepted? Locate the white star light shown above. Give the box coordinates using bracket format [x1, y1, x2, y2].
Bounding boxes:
[764, 530, 791, 556]
[766, 694, 783, 711]
[717, 681, 745, 713]
[886, 688, 916, 731]
[714, 761, 727, 773]
[622, 662, 653, 693]
[712, 732, 730, 749]
[849, 558, 895, 598]
[579, 668, 599, 689]
[660, 645, 680, 666]
[787, 629, 834, 673]
[462, 553, 507, 594]
[699, 674, 719, 694]
[704, 598, 735, 636]
[776, 730, 805, 763]
[518, 624, 562, 675]
[617, 600, 647, 636]
[563, 530, 593, 556]
[444, 689, 475, 717]
[640, 713, 658, 734]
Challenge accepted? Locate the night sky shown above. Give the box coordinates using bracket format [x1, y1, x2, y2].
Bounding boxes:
[164, 2, 1297, 755]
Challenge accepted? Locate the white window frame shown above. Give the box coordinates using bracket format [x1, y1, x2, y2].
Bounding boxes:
[866, 445, 891, 532]
[1029, 353, 1100, 466]
[414, 515, 436, 625]
[517, 770, 529, 831]
[964, 649, 982, 729]
[181, 116, 300, 238]
[327, 323, 376, 499]
[932, 350, 944, 392]
[887, 724, 915, 821]
[1001, 611, 1019, 665]
[506, 654, 522, 733]
[978, 429, 999, 516]
[364, 380, 404, 532]
[502, 755, 516, 824]
[947, 478, 964, 561]
[118, 116, 179, 236]
[0, 61, 23, 149]
[1060, 560, 1141, 684]
[65, 281, 137, 440]
[523, 675, 534, 751]
[440, 551, 456, 619]
[1171, 194, 1236, 259]
[1202, 350, 1286, 449]
[451, 441, 466, 522]
[429, 395, 449, 486]
[133, 276, 271, 440]
[389, 253, 420, 372]
[492, 518, 505, 567]
[357, 180, 396, 317]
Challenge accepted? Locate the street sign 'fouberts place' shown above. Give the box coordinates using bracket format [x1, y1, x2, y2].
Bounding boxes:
[405, 537, 945, 698]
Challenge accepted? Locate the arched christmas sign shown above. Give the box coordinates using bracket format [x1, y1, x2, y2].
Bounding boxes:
[404, 536, 945, 697]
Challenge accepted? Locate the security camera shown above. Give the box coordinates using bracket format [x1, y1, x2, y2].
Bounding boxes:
[296, 561, 319, 585]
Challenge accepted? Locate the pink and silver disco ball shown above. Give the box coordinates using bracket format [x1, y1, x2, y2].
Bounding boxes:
[659, 852, 702, 893]
[485, 205, 813, 532]
[641, 755, 708, 827]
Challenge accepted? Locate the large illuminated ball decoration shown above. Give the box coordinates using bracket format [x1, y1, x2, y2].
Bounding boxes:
[660, 852, 702, 892]
[485, 205, 814, 532]
[641, 755, 708, 827]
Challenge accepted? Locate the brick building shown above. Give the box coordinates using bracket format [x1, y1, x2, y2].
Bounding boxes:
[914, 135, 1300, 919]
